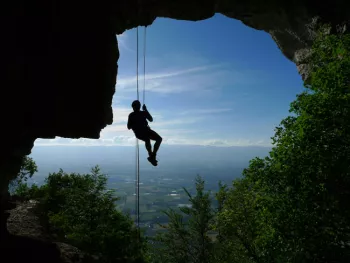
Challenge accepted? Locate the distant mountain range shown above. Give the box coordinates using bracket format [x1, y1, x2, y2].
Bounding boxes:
[29, 145, 271, 181]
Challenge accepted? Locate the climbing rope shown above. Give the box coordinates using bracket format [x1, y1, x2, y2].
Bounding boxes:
[135, 26, 140, 232]
[143, 26, 147, 105]
[135, 26, 147, 237]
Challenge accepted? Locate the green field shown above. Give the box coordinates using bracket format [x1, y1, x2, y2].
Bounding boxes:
[109, 176, 216, 236]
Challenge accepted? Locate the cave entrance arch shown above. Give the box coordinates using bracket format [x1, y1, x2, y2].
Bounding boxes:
[1, 0, 348, 237]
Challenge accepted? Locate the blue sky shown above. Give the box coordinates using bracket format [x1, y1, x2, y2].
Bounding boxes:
[35, 14, 305, 147]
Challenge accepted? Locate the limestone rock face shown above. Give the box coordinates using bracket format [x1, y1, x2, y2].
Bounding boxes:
[0, 0, 349, 235]
[7, 200, 49, 239]
[2, 199, 96, 263]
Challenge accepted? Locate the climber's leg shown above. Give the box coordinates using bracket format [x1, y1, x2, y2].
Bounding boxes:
[145, 139, 153, 157]
[149, 129, 162, 158]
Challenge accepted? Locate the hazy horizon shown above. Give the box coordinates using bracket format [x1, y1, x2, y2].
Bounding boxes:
[26, 144, 272, 234]
[34, 14, 303, 149]
[29, 144, 271, 185]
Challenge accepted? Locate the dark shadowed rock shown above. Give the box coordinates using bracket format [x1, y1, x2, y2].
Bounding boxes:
[1, 200, 96, 263]
[0, 0, 349, 237]
[7, 200, 48, 239]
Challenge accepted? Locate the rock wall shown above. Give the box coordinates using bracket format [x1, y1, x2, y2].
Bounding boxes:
[2, 199, 96, 263]
[0, 0, 349, 237]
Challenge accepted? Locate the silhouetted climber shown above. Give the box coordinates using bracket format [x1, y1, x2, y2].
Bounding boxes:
[127, 100, 162, 166]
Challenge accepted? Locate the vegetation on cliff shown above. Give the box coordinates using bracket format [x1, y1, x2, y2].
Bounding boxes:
[11, 25, 350, 263]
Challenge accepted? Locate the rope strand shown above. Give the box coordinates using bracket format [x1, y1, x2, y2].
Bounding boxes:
[143, 26, 147, 105]
[135, 139, 139, 225]
[135, 26, 147, 240]
[135, 27, 140, 235]
[136, 27, 139, 101]
[136, 140, 140, 228]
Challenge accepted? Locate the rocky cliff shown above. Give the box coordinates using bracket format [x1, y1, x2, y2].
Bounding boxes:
[2, 198, 96, 263]
[0, 0, 349, 241]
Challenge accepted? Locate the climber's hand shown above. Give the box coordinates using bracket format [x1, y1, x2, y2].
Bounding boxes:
[142, 104, 147, 111]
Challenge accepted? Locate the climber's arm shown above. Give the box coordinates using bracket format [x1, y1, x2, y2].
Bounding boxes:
[143, 105, 153, 122]
[127, 114, 132, 130]
[145, 110, 153, 122]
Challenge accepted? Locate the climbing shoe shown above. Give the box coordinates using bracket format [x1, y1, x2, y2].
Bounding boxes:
[147, 156, 158, 166]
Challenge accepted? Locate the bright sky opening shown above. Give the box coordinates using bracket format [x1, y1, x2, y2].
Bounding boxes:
[35, 14, 304, 148]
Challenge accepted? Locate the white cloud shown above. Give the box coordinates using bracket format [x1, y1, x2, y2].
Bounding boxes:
[112, 135, 136, 146]
[34, 136, 136, 147]
[115, 60, 263, 98]
[116, 64, 230, 95]
[202, 139, 271, 147]
[112, 94, 134, 106]
[35, 102, 269, 147]
[34, 135, 271, 148]
[118, 65, 220, 86]
[150, 116, 203, 127]
[179, 108, 232, 115]
[112, 106, 132, 124]
[160, 137, 272, 147]
[116, 32, 135, 53]
[34, 41, 270, 148]
[101, 106, 203, 141]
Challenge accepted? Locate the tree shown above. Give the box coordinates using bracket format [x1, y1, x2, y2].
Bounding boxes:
[262, 24, 350, 262]
[151, 176, 216, 263]
[215, 178, 270, 263]
[216, 25, 350, 263]
[9, 156, 38, 196]
[24, 166, 147, 263]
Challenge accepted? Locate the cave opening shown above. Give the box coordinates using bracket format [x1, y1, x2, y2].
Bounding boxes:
[27, 14, 303, 201]
[2, 1, 348, 259]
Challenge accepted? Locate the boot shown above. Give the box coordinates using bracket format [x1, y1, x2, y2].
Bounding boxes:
[147, 152, 158, 166]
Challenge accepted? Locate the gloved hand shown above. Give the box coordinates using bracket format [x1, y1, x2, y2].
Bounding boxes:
[142, 104, 147, 111]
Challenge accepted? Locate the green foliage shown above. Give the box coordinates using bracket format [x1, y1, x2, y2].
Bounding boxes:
[23, 166, 147, 263]
[267, 24, 350, 262]
[9, 156, 38, 196]
[7, 25, 350, 263]
[151, 175, 216, 263]
[215, 177, 270, 263]
[216, 25, 350, 263]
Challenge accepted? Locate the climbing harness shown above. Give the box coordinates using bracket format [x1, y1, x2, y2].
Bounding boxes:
[135, 26, 147, 237]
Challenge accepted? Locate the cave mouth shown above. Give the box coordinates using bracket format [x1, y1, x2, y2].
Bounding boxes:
[19, 15, 306, 200]
[32, 14, 304, 152]
[1, 1, 348, 237]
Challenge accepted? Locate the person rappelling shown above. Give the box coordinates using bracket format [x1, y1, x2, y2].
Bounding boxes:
[127, 100, 162, 166]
